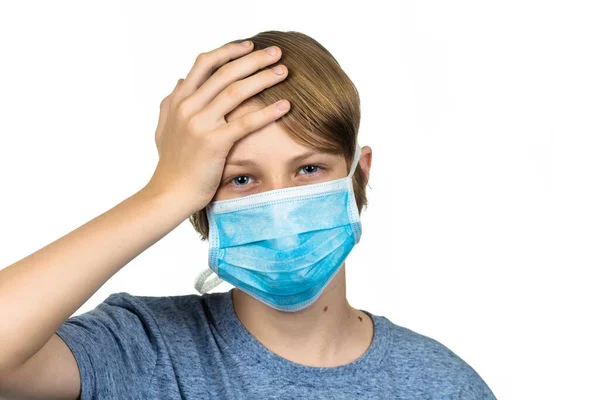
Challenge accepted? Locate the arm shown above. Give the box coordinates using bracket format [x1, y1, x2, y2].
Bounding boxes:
[0, 185, 199, 372]
[0, 38, 289, 398]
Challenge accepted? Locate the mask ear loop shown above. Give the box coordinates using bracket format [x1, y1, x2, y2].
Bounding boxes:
[194, 268, 224, 294]
[348, 142, 362, 178]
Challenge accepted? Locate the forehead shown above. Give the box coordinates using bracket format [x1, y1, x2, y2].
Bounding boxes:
[225, 101, 313, 157]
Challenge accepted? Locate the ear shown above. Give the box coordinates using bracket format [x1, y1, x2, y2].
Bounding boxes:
[358, 145, 373, 183]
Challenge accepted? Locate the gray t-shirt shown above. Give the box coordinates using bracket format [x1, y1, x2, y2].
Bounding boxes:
[55, 289, 496, 399]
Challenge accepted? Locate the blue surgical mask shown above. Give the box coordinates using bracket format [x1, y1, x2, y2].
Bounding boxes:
[194, 142, 363, 312]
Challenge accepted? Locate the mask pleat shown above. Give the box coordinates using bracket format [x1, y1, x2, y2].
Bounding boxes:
[213, 189, 350, 247]
[216, 233, 355, 297]
[220, 225, 350, 272]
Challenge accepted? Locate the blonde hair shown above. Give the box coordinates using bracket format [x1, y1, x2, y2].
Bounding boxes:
[189, 30, 368, 240]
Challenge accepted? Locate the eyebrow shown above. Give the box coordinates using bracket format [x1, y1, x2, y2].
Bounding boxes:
[226, 151, 321, 167]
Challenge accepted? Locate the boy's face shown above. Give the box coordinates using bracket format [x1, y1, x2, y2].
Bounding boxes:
[213, 101, 350, 202]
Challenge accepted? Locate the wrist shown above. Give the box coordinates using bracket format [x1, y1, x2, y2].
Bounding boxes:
[138, 182, 208, 218]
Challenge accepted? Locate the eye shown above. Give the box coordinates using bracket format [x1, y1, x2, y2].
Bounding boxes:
[226, 164, 325, 190]
[298, 165, 321, 175]
[231, 175, 255, 186]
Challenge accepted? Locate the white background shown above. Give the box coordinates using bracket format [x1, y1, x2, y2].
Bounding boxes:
[1, 1, 599, 398]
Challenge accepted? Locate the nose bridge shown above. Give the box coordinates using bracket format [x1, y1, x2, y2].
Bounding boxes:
[263, 173, 295, 192]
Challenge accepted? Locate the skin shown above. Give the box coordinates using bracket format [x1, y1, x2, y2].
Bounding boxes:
[0, 40, 373, 399]
[220, 102, 375, 367]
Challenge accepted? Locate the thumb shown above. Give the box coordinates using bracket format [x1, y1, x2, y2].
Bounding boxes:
[155, 79, 184, 148]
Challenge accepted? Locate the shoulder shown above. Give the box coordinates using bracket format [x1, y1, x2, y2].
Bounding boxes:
[103, 290, 227, 326]
[374, 315, 497, 399]
[379, 316, 466, 368]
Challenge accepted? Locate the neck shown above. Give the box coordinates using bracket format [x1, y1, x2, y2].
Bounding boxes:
[231, 264, 374, 367]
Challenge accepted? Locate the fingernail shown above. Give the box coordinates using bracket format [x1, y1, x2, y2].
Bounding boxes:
[267, 46, 278, 56]
[277, 100, 290, 111]
[241, 41, 252, 47]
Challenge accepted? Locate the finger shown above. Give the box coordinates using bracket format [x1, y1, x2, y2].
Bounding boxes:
[177, 41, 255, 103]
[212, 99, 291, 146]
[184, 45, 283, 113]
[202, 63, 288, 120]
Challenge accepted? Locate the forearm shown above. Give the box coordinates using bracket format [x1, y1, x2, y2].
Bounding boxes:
[0, 184, 199, 370]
